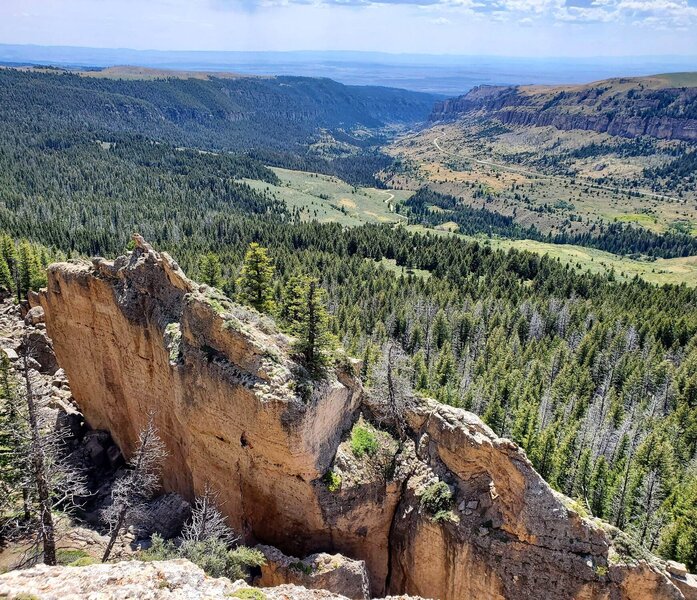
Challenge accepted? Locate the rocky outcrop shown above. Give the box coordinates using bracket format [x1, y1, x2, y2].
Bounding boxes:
[0, 559, 356, 599]
[431, 81, 697, 142]
[258, 545, 370, 599]
[37, 236, 696, 599]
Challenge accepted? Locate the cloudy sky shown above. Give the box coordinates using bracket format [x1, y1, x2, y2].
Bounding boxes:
[1, 0, 696, 56]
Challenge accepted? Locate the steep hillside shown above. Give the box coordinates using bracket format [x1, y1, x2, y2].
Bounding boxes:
[0, 68, 436, 152]
[34, 235, 696, 599]
[430, 75, 697, 142]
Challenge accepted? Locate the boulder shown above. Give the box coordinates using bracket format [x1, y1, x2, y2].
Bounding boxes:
[137, 493, 192, 539]
[19, 329, 58, 374]
[1, 347, 18, 361]
[25, 305, 46, 325]
[258, 545, 370, 600]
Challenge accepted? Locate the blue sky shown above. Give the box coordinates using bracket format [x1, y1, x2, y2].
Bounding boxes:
[1, 0, 696, 56]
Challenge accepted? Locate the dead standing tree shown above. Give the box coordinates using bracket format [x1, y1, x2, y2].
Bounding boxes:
[102, 415, 167, 562]
[182, 484, 235, 545]
[1, 331, 86, 567]
[370, 342, 414, 442]
[22, 349, 56, 564]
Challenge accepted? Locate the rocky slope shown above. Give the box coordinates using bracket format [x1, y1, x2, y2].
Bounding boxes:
[430, 77, 697, 142]
[0, 558, 360, 599]
[35, 235, 697, 599]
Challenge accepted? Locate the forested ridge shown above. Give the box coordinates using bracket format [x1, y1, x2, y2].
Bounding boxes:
[1, 66, 696, 571]
[0, 69, 434, 152]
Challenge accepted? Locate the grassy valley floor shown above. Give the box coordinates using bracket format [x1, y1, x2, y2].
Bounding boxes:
[243, 166, 697, 287]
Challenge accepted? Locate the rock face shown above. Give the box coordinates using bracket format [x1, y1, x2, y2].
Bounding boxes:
[430, 80, 697, 142]
[38, 237, 696, 600]
[257, 544, 371, 599]
[0, 559, 354, 599]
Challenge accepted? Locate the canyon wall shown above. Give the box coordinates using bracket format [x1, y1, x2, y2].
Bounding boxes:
[38, 236, 695, 599]
[430, 83, 697, 142]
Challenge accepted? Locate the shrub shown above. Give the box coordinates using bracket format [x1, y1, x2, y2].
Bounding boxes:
[323, 470, 342, 493]
[350, 424, 378, 458]
[56, 549, 91, 565]
[143, 534, 266, 581]
[421, 481, 453, 515]
[68, 556, 97, 567]
[230, 590, 267, 600]
[289, 561, 313, 575]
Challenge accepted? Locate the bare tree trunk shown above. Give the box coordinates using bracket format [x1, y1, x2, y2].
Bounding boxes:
[101, 508, 127, 563]
[23, 351, 56, 566]
[22, 488, 31, 521]
[386, 344, 402, 440]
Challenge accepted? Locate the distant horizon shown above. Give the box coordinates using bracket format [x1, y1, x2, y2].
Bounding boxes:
[4, 43, 697, 61]
[2, 43, 695, 95]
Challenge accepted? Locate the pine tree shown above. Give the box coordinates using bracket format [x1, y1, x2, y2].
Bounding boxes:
[412, 350, 429, 391]
[17, 241, 44, 301]
[0, 235, 16, 277]
[200, 253, 223, 288]
[659, 475, 697, 572]
[575, 449, 593, 507]
[292, 277, 334, 374]
[236, 243, 275, 313]
[434, 342, 456, 387]
[483, 397, 506, 436]
[590, 456, 610, 518]
[0, 253, 12, 297]
[511, 400, 539, 456]
[531, 424, 557, 481]
[182, 485, 235, 544]
[279, 275, 306, 328]
[0, 353, 25, 517]
[432, 309, 450, 350]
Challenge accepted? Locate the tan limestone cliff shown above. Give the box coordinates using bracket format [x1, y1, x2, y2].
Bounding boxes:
[38, 237, 696, 600]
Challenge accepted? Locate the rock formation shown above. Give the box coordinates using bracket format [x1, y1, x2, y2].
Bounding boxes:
[430, 81, 697, 142]
[37, 236, 697, 599]
[0, 558, 357, 599]
[257, 544, 371, 599]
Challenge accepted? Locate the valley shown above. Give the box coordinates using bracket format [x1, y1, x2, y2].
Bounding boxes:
[2, 60, 697, 600]
[240, 164, 697, 286]
[243, 167, 411, 226]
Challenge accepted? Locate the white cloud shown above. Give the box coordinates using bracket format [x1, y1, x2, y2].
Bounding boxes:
[0, 0, 695, 55]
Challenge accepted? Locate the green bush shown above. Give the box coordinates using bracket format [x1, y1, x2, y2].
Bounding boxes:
[432, 509, 459, 524]
[56, 549, 91, 565]
[230, 589, 267, 600]
[421, 481, 453, 515]
[68, 556, 97, 567]
[143, 534, 266, 581]
[323, 470, 342, 493]
[350, 424, 378, 458]
[289, 561, 313, 575]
